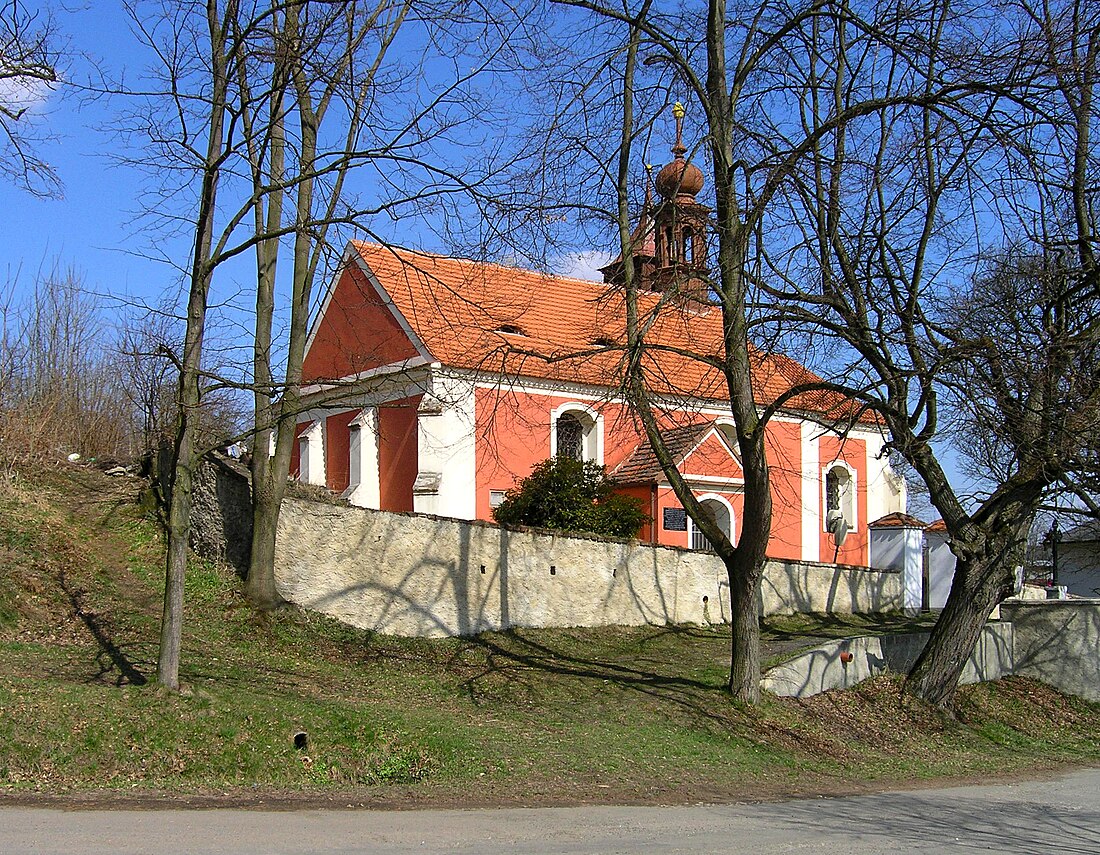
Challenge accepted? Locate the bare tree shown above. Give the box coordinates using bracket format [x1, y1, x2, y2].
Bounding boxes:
[0, 265, 137, 467]
[0, 0, 60, 195]
[120, 0, 522, 681]
[531, 0, 978, 702]
[118, 0, 243, 689]
[233, 0, 517, 608]
[755, 0, 1099, 706]
[117, 305, 181, 459]
[239, 0, 413, 609]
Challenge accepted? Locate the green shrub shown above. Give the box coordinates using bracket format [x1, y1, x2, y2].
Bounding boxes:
[492, 457, 648, 538]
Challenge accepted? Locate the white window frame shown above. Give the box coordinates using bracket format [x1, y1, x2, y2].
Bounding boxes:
[549, 402, 604, 464]
[298, 419, 324, 486]
[687, 493, 736, 551]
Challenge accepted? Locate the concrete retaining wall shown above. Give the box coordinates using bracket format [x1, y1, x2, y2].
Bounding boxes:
[1000, 600, 1100, 702]
[762, 624, 1015, 697]
[274, 498, 904, 638]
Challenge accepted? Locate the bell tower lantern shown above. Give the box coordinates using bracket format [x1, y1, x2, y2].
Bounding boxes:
[602, 103, 710, 299]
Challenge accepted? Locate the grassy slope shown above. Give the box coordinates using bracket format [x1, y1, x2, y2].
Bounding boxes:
[1, 465, 1098, 805]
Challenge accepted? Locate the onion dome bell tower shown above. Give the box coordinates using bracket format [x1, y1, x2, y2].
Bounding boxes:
[601, 102, 710, 299]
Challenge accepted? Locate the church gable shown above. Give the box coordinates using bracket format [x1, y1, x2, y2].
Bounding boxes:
[679, 428, 742, 481]
[611, 421, 743, 484]
[302, 256, 426, 384]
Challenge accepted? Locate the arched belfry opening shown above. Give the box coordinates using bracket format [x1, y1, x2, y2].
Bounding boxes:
[601, 102, 711, 301]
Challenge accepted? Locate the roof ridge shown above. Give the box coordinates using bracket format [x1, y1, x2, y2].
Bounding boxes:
[314, 241, 879, 426]
[351, 240, 610, 291]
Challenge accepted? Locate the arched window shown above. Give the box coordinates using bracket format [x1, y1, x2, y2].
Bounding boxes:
[555, 413, 583, 461]
[689, 495, 735, 552]
[550, 403, 603, 464]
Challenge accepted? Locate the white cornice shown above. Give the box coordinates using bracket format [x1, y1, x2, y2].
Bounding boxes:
[300, 357, 433, 399]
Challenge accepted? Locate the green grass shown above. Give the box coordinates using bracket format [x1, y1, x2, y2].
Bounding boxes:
[1, 465, 1098, 804]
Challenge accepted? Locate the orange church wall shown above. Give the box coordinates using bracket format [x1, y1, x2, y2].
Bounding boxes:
[472, 386, 815, 561]
[325, 410, 360, 493]
[302, 263, 420, 384]
[655, 487, 690, 549]
[472, 389, 648, 521]
[615, 483, 656, 542]
[378, 395, 421, 513]
[817, 434, 869, 566]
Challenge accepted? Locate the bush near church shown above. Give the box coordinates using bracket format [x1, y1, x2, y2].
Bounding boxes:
[492, 457, 649, 539]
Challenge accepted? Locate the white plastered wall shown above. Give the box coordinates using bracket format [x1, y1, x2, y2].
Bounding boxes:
[870, 525, 925, 613]
[800, 420, 821, 562]
[345, 407, 380, 508]
[413, 372, 477, 519]
[862, 426, 906, 522]
[926, 530, 956, 609]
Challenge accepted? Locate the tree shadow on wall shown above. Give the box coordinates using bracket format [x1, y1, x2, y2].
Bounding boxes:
[761, 611, 937, 644]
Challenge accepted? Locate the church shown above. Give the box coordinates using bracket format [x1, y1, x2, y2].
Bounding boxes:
[291, 114, 907, 566]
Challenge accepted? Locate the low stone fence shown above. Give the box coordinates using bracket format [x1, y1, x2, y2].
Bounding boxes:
[274, 498, 903, 638]
[762, 625, 1014, 697]
[1000, 600, 1100, 702]
[763, 599, 1100, 700]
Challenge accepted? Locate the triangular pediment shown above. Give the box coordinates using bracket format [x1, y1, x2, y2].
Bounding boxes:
[679, 427, 743, 481]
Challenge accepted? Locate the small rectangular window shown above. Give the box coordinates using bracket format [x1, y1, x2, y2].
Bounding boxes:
[489, 490, 507, 508]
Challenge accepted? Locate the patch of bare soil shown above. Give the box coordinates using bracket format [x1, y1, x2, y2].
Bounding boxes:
[1, 762, 1092, 812]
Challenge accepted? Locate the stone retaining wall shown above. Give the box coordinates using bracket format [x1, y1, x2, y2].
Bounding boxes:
[763, 599, 1100, 700]
[274, 498, 903, 638]
[762, 624, 1015, 697]
[1000, 600, 1100, 702]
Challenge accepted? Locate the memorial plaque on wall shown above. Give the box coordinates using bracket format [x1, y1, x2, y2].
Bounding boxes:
[663, 507, 688, 531]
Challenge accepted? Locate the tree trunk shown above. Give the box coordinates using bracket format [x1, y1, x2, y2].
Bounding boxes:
[726, 553, 761, 702]
[158, 441, 192, 690]
[156, 0, 231, 689]
[245, 453, 286, 608]
[158, 270, 207, 689]
[244, 3, 318, 608]
[905, 556, 1015, 708]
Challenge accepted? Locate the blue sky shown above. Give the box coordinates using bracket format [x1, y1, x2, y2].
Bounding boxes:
[0, 3, 171, 305]
[1, 0, 972, 515]
[1, 2, 551, 311]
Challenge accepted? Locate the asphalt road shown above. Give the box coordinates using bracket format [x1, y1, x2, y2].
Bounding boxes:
[4, 769, 1099, 854]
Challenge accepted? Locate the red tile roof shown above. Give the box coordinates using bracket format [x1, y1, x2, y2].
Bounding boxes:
[611, 422, 714, 482]
[869, 512, 927, 529]
[345, 242, 872, 421]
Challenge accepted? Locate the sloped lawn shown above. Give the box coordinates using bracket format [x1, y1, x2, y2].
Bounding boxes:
[1, 465, 1097, 806]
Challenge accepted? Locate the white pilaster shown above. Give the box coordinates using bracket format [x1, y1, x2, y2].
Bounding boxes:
[864, 428, 905, 520]
[413, 374, 477, 519]
[346, 407, 380, 508]
[800, 420, 820, 562]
